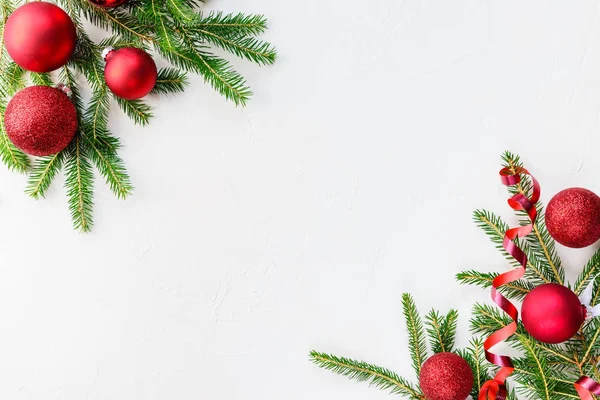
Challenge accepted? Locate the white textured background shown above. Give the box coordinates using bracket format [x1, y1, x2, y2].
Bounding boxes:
[2, 0, 600, 398]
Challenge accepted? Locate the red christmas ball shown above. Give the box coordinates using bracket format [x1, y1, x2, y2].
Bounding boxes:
[522, 283, 585, 344]
[4, 2, 76, 73]
[4, 86, 78, 156]
[87, 0, 129, 7]
[104, 47, 157, 100]
[419, 352, 473, 400]
[545, 188, 600, 248]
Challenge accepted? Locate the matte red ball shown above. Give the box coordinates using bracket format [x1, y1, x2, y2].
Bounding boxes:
[87, 0, 129, 7]
[4, 2, 76, 72]
[419, 353, 473, 400]
[4, 86, 78, 156]
[522, 283, 585, 344]
[104, 48, 157, 100]
[545, 188, 600, 248]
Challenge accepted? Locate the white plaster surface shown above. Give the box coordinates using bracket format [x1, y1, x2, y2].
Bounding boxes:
[2, 0, 600, 398]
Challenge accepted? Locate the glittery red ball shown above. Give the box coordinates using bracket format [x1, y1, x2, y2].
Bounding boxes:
[4, 86, 78, 156]
[522, 283, 585, 344]
[87, 0, 129, 7]
[545, 187, 600, 248]
[4, 2, 76, 72]
[419, 353, 473, 400]
[104, 47, 157, 100]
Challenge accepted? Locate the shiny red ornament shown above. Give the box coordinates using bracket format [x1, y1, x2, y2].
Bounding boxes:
[104, 47, 157, 100]
[3, 2, 76, 73]
[4, 86, 78, 156]
[419, 352, 473, 400]
[522, 283, 585, 344]
[545, 188, 600, 248]
[87, 0, 129, 7]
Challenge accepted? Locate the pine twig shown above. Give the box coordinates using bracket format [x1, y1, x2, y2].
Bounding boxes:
[402, 293, 428, 377]
[309, 351, 424, 399]
[425, 309, 458, 354]
[456, 270, 534, 300]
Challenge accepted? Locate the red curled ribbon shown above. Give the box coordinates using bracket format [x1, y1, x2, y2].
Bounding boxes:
[576, 376, 600, 400]
[478, 167, 540, 400]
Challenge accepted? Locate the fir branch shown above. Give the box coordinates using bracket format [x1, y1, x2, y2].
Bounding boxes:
[581, 320, 600, 366]
[456, 338, 492, 399]
[165, 0, 195, 22]
[60, 66, 83, 113]
[82, 131, 133, 199]
[0, 61, 25, 97]
[191, 28, 276, 65]
[0, 102, 29, 173]
[502, 151, 565, 285]
[114, 96, 152, 126]
[425, 309, 458, 354]
[515, 336, 555, 400]
[0, 129, 29, 173]
[85, 82, 110, 140]
[402, 293, 427, 377]
[308, 351, 424, 399]
[474, 209, 553, 284]
[191, 12, 269, 38]
[157, 28, 252, 106]
[456, 270, 534, 300]
[64, 137, 94, 232]
[574, 248, 600, 295]
[77, 1, 153, 42]
[29, 72, 53, 87]
[25, 152, 66, 199]
[151, 68, 189, 94]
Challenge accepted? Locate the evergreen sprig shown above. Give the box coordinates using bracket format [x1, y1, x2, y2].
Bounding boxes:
[457, 270, 534, 300]
[308, 352, 423, 399]
[402, 293, 427, 376]
[424, 309, 458, 354]
[0, 0, 276, 231]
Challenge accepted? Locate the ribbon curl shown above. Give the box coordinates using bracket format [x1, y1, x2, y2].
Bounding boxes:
[575, 278, 600, 399]
[478, 167, 540, 400]
[576, 376, 600, 400]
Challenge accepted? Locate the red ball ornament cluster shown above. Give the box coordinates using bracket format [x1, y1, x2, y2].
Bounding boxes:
[3, 2, 76, 73]
[522, 283, 586, 344]
[4, 86, 78, 157]
[87, 0, 129, 7]
[419, 352, 473, 400]
[103, 47, 157, 100]
[545, 188, 600, 248]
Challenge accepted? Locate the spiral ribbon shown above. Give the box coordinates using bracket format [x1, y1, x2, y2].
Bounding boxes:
[478, 167, 540, 400]
[575, 376, 600, 400]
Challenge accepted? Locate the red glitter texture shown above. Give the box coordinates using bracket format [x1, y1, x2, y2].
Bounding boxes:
[3, 2, 76, 73]
[104, 47, 157, 100]
[522, 283, 585, 344]
[419, 352, 473, 400]
[545, 187, 600, 248]
[4, 86, 78, 157]
[87, 0, 129, 7]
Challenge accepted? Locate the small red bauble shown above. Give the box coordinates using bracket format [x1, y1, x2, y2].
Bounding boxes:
[4, 86, 78, 157]
[87, 0, 129, 7]
[522, 283, 585, 344]
[104, 47, 157, 100]
[419, 352, 473, 400]
[3, 2, 76, 73]
[545, 188, 600, 248]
